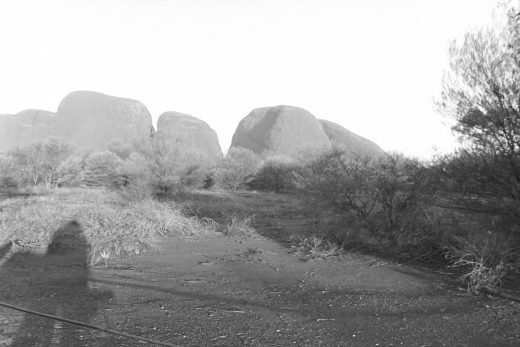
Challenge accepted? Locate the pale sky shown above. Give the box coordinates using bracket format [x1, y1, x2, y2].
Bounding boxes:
[0, 0, 500, 159]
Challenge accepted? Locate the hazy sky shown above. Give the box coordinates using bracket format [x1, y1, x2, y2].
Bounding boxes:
[0, 0, 500, 159]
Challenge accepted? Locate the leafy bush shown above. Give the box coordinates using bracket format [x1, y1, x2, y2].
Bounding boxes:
[57, 155, 85, 187]
[248, 157, 298, 193]
[437, 150, 520, 235]
[215, 147, 260, 191]
[131, 138, 210, 198]
[202, 171, 216, 189]
[295, 149, 441, 260]
[83, 151, 123, 187]
[119, 152, 152, 201]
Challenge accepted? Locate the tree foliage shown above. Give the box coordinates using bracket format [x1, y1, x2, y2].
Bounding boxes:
[438, 7, 520, 159]
[296, 149, 429, 242]
[437, 5, 520, 238]
[8, 138, 74, 188]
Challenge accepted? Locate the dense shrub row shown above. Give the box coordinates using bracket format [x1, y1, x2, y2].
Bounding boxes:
[0, 137, 213, 199]
[232, 146, 518, 291]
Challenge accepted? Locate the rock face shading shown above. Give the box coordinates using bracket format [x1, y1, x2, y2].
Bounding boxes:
[0, 110, 63, 151]
[57, 91, 154, 150]
[319, 119, 385, 158]
[0, 91, 154, 152]
[230, 105, 331, 156]
[230, 105, 384, 158]
[156, 111, 223, 164]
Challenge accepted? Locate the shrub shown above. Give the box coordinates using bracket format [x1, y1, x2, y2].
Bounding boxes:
[202, 171, 216, 189]
[437, 150, 520, 236]
[83, 151, 123, 187]
[215, 147, 260, 191]
[57, 155, 85, 187]
[131, 138, 210, 198]
[248, 157, 298, 193]
[120, 152, 152, 201]
[0, 176, 18, 197]
[446, 232, 520, 292]
[0, 155, 18, 197]
[434, 150, 520, 289]
[295, 149, 441, 261]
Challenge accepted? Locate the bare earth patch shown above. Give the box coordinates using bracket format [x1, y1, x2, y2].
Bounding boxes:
[0, 191, 519, 346]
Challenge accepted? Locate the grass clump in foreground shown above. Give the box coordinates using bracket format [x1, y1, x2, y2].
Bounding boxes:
[0, 188, 216, 266]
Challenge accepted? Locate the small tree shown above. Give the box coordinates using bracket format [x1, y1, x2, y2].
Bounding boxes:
[133, 137, 183, 196]
[8, 138, 73, 188]
[437, 5, 520, 237]
[216, 147, 260, 191]
[9, 144, 43, 186]
[437, 4, 520, 288]
[438, 7, 520, 159]
[40, 138, 74, 188]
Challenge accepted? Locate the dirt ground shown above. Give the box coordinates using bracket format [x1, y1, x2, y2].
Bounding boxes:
[1, 191, 519, 346]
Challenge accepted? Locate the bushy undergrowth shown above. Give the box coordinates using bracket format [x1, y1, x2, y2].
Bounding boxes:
[215, 147, 260, 191]
[445, 232, 520, 292]
[0, 188, 216, 266]
[247, 157, 298, 193]
[291, 148, 520, 292]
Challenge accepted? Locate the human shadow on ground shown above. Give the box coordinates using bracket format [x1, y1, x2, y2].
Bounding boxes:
[0, 221, 112, 346]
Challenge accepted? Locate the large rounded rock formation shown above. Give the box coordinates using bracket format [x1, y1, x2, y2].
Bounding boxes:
[0, 110, 63, 151]
[0, 91, 155, 152]
[155, 111, 223, 165]
[230, 105, 331, 156]
[230, 105, 385, 159]
[57, 91, 154, 150]
[319, 119, 385, 158]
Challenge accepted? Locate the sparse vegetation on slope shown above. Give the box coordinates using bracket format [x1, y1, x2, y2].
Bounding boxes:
[0, 188, 216, 266]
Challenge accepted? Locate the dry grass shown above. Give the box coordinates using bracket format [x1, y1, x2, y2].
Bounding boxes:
[290, 235, 343, 258]
[446, 233, 519, 292]
[223, 215, 256, 238]
[0, 188, 216, 266]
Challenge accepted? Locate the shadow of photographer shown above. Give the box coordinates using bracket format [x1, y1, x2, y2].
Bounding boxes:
[0, 220, 112, 346]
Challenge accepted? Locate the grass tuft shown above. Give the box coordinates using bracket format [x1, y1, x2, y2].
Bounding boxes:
[0, 188, 216, 266]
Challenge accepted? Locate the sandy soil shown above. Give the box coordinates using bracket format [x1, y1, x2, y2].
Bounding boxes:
[0, 192, 519, 346]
